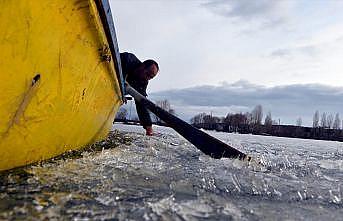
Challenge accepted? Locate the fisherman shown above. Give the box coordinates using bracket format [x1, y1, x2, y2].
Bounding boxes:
[120, 52, 159, 136]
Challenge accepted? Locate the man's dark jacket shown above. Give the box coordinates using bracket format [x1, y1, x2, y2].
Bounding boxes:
[120, 52, 152, 128]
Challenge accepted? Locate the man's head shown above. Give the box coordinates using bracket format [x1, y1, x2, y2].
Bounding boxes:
[135, 59, 159, 81]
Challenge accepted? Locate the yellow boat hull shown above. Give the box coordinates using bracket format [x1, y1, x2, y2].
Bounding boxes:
[0, 0, 123, 171]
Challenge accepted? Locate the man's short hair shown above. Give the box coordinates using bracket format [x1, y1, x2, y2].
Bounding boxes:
[143, 59, 159, 72]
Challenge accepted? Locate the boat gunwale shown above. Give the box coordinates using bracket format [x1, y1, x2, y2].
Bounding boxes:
[94, 0, 125, 100]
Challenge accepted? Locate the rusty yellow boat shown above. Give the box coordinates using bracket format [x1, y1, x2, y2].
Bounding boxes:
[0, 0, 125, 171]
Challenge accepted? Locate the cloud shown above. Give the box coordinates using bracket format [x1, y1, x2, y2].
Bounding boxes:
[150, 81, 343, 126]
[270, 45, 318, 58]
[270, 24, 343, 59]
[202, 0, 293, 27]
[270, 48, 292, 58]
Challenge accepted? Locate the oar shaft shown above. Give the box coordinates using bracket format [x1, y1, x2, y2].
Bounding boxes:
[125, 83, 249, 160]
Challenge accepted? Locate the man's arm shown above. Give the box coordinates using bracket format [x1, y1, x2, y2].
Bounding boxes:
[134, 83, 153, 135]
[135, 100, 152, 128]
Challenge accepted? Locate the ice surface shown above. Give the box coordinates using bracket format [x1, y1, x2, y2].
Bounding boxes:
[0, 123, 342, 220]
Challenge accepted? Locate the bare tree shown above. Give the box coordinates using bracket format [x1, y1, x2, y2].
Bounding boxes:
[313, 110, 319, 128]
[320, 112, 327, 128]
[203, 114, 220, 124]
[115, 108, 128, 121]
[225, 113, 248, 127]
[190, 113, 207, 125]
[251, 105, 263, 125]
[156, 100, 172, 112]
[327, 113, 334, 129]
[296, 117, 302, 127]
[264, 111, 273, 127]
[154, 100, 176, 123]
[245, 112, 253, 125]
[333, 113, 341, 129]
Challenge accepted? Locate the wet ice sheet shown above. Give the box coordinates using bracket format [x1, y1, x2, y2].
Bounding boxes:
[0, 123, 342, 220]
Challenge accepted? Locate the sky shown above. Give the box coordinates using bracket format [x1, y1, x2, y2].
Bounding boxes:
[110, 0, 343, 126]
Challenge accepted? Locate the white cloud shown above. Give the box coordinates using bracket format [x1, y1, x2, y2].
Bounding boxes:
[203, 0, 294, 28]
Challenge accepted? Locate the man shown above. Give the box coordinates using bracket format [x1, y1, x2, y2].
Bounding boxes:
[120, 52, 159, 136]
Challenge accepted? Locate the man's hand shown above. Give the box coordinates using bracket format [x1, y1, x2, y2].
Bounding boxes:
[145, 126, 153, 136]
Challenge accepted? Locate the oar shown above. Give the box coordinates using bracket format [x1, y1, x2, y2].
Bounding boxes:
[125, 83, 251, 161]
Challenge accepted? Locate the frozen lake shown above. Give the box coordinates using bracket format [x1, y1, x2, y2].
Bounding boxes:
[1, 123, 342, 220]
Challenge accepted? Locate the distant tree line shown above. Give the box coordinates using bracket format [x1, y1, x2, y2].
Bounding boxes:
[115, 100, 343, 142]
[190, 105, 343, 142]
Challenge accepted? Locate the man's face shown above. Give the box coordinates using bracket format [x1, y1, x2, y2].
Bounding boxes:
[143, 64, 158, 81]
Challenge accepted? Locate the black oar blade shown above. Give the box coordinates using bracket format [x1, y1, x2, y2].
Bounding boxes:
[125, 84, 250, 160]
